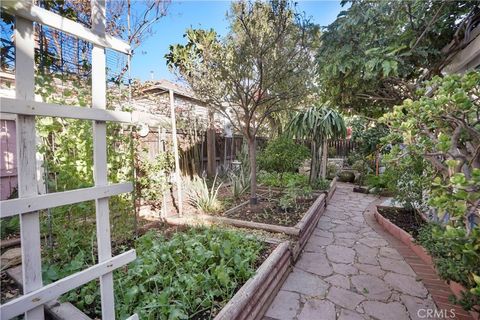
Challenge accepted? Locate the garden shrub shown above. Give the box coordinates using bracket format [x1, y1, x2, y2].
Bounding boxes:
[352, 160, 372, 186]
[326, 162, 339, 179]
[381, 71, 480, 232]
[417, 224, 480, 312]
[311, 178, 330, 191]
[257, 171, 330, 191]
[258, 171, 308, 188]
[348, 116, 389, 157]
[258, 136, 309, 173]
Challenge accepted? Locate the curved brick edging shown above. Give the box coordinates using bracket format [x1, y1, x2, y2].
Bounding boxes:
[215, 241, 292, 320]
[371, 205, 477, 320]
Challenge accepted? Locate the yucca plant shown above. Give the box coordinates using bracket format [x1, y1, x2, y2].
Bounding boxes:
[288, 105, 346, 181]
[229, 170, 250, 199]
[185, 174, 224, 213]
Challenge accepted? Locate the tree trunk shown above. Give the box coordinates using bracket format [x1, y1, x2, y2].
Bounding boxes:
[320, 140, 328, 179]
[248, 137, 258, 205]
[206, 110, 216, 178]
[310, 141, 323, 182]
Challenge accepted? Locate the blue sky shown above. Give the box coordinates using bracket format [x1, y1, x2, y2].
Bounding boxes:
[131, 1, 346, 82]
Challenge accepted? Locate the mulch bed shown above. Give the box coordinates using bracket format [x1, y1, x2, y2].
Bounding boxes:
[220, 192, 316, 227]
[0, 270, 21, 304]
[377, 206, 425, 238]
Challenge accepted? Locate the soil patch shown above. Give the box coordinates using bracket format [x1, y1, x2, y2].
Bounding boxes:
[221, 192, 316, 227]
[377, 206, 425, 237]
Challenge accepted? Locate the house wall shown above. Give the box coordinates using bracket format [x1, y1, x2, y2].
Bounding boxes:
[0, 119, 18, 200]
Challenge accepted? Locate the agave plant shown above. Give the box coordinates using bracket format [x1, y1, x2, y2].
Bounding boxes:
[185, 174, 224, 213]
[229, 165, 250, 199]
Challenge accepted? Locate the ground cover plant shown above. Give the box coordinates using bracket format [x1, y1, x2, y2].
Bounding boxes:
[45, 227, 265, 319]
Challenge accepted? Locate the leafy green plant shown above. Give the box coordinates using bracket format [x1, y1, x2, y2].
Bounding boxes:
[49, 228, 263, 319]
[257, 136, 309, 174]
[346, 153, 363, 167]
[0, 216, 20, 239]
[311, 178, 330, 191]
[258, 171, 310, 188]
[137, 151, 174, 206]
[186, 175, 224, 213]
[228, 160, 250, 199]
[352, 160, 372, 186]
[278, 192, 297, 212]
[416, 224, 480, 312]
[114, 228, 263, 319]
[381, 71, 480, 233]
[326, 162, 339, 179]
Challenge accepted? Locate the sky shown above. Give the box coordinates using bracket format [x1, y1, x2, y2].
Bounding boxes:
[130, 0, 346, 82]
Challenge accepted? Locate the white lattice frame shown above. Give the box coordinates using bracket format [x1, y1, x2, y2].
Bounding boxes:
[0, 1, 137, 319]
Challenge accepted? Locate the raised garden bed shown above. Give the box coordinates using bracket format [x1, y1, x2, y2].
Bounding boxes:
[167, 178, 337, 261]
[2, 226, 290, 320]
[222, 192, 318, 227]
[374, 206, 478, 319]
[215, 241, 291, 320]
[376, 205, 425, 238]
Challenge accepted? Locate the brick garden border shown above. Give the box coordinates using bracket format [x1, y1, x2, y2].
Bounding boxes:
[372, 205, 477, 320]
[215, 241, 291, 320]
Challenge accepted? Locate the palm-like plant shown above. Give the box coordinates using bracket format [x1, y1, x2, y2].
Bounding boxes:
[288, 105, 346, 181]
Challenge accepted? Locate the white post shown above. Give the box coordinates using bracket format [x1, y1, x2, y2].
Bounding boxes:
[15, 15, 45, 320]
[169, 90, 183, 216]
[91, 1, 115, 319]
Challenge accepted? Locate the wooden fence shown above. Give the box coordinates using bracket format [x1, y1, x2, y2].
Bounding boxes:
[0, 119, 17, 200]
[328, 139, 357, 158]
[137, 129, 268, 176]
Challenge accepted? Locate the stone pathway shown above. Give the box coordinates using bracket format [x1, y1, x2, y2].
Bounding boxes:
[265, 183, 437, 320]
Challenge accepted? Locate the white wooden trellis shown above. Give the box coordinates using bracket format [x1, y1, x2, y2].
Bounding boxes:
[0, 1, 137, 319]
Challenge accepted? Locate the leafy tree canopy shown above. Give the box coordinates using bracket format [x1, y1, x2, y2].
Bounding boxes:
[317, 0, 478, 115]
[166, 0, 320, 203]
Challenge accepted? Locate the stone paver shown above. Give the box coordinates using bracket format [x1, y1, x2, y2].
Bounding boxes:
[298, 299, 336, 320]
[265, 183, 437, 320]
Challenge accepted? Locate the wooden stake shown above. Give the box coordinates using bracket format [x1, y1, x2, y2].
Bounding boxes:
[169, 90, 183, 216]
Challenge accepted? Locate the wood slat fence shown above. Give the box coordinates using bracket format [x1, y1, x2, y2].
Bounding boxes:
[328, 139, 357, 158]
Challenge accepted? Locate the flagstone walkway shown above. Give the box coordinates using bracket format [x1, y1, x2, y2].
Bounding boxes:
[264, 183, 437, 320]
